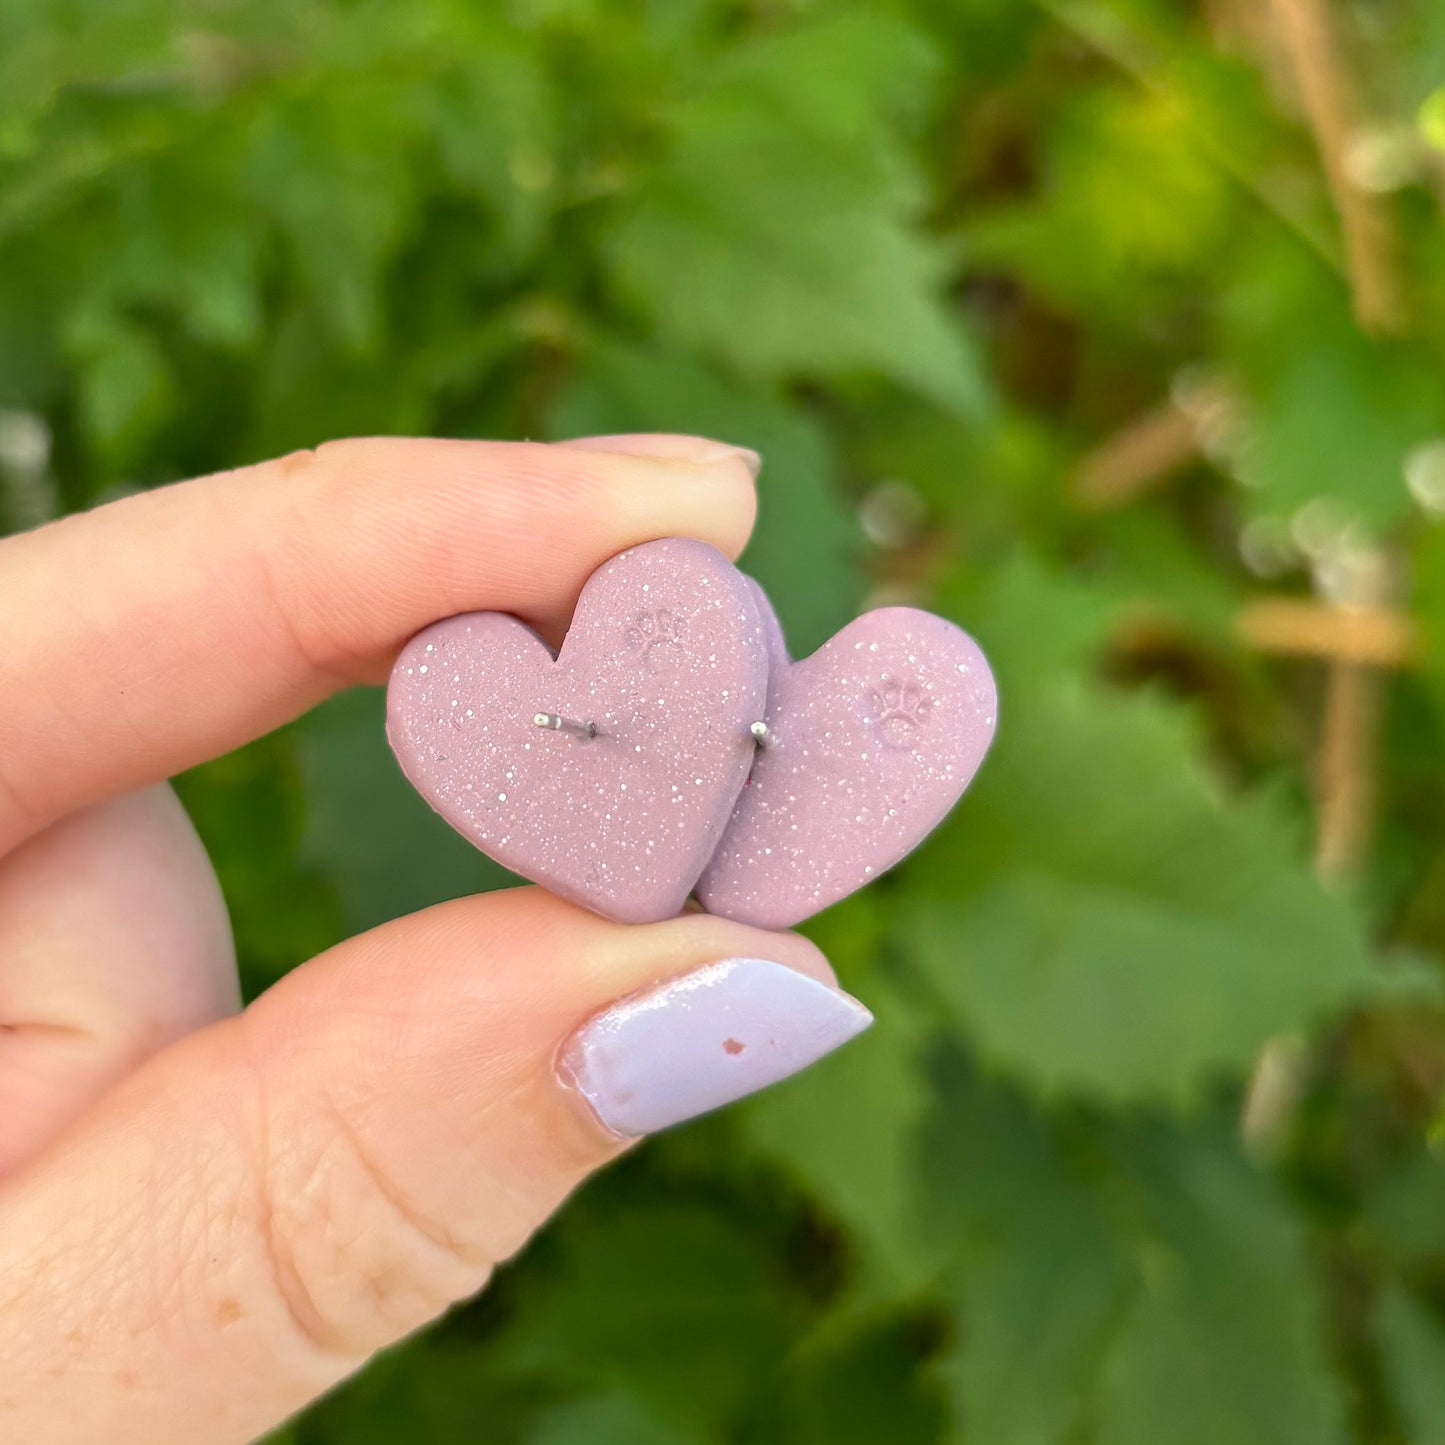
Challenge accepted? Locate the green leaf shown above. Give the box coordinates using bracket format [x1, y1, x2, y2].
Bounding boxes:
[421, 25, 557, 257]
[244, 84, 418, 349]
[923, 1050, 1132, 1445]
[1238, 340, 1440, 535]
[1094, 1119, 1347, 1445]
[1359, 1145, 1445, 1273]
[924, 1059, 1346, 1445]
[1376, 1285, 1445, 1445]
[294, 687, 512, 935]
[905, 559, 1373, 1106]
[67, 309, 174, 464]
[964, 86, 1235, 320]
[775, 1308, 947, 1445]
[297, 1332, 538, 1445]
[0, 4, 183, 126]
[1222, 237, 1444, 534]
[500, 1199, 805, 1437]
[738, 934, 934, 1291]
[530, 1392, 707, 1445]
[253, 1428, 302, 1445]
[605, 14, 987, 416]
[1082, 508, 1246, 649]
[176, 733, 343, 996]
[116, 147, 264, 349]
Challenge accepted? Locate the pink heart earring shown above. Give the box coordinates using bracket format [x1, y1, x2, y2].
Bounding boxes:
[387, 539, 997, 929]
[386, 538, 770, 924]
[696, 580, 997, 930]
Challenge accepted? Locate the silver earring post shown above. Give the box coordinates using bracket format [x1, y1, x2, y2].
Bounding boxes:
[534, 712, 598, 740]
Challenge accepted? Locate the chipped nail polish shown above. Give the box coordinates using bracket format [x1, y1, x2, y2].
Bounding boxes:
[558, 958, 872, 1137]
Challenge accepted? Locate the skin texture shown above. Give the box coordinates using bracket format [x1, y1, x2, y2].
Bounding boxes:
[0, 433, 843, 1445]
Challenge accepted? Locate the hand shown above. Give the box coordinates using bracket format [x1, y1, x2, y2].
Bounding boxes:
[0, 436, 868, 1444]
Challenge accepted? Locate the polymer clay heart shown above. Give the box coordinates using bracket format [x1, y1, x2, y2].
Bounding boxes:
[697, 584, 997, 929]
[387, 538, 769, 924]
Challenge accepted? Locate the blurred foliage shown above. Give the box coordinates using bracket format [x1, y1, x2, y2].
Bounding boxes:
[8, 0, 1445, 1441]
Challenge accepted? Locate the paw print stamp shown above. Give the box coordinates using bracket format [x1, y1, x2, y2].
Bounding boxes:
[624, 608, 687, 672]
[870, 677, 931, 749]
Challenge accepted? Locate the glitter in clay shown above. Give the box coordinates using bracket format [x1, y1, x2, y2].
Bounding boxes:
[386, 538, 769, 924]
[696, 579, 997, 930]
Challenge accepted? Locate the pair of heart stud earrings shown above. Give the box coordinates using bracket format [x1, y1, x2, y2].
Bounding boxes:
[386, 537, 997, 930]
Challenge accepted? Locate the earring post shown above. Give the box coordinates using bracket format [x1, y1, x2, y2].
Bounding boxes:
[534, 712, 598, 740]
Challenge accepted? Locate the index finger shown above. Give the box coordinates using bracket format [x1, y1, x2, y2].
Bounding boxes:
[0, 435, 759, 854]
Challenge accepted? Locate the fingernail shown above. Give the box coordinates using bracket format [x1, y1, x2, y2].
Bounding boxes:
[689, 441, 762, 478]
[557, 433, 762, 478]
[558, 958, 872, 1137]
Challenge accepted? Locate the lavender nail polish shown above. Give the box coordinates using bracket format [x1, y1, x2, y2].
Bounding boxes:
[558, 958, 873, 1137]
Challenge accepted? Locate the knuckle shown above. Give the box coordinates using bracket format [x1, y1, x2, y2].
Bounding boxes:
[248, 1074, 490, 1360]
[0, 746, 43, 852]
[256, 438, 409, 678]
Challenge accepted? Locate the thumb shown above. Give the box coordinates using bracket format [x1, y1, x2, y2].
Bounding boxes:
[0, 888, 868, 1445]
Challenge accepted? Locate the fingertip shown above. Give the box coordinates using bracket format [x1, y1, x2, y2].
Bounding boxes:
[557, 949, 867, 1140]
[588, 904, 840, 992]
[557, 433, 762, 480]
[564, 442, 759, 562]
